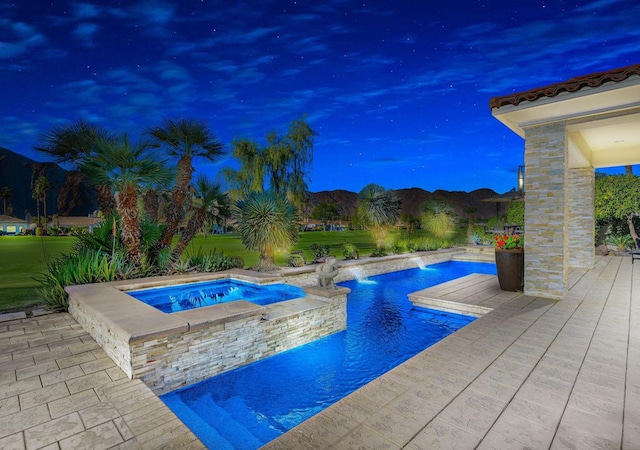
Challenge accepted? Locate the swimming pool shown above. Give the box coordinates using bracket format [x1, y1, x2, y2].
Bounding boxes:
[128, 279, 306, 313]
[161, 260, 496, 449]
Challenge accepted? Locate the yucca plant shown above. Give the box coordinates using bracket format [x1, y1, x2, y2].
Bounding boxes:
[356, 183, 401, 247]
[235, 191, 298, 271]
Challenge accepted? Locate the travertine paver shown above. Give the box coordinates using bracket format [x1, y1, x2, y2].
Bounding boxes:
[1, 254, 638, 449]
[266, 255, 640, 449]
[0, 312, 204, 449]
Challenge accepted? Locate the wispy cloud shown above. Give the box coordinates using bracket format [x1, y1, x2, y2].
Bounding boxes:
[72, 22, 100, 46]
[0, 20, 46, 59]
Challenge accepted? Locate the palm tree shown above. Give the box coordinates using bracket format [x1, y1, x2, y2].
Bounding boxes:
[34, 176, 52, 233]
[82, 136, 172, 264]
[220, 138, 265, 200]
[356, 184, 401, 247]
[171, 176, 226, 260]
[0, 186, 11, 215]
[235, 191, 298, 271]
[148, 118, 224, 252]
[36, 119, 116, 215]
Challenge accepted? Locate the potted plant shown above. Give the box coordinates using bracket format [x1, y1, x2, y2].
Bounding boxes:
[494, 234, 524, 291]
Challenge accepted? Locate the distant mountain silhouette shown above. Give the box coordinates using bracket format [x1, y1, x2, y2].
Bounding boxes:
[0, 147, 96, 219]
[305, 187, 502, 222]
[2, 147, 503, 222]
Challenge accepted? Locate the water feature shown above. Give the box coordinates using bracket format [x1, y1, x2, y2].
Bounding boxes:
[347, 266, 376, 284]
[128, 279, 306, 313]
[160, 260, 496, 449]
[411, 256, 426, 270]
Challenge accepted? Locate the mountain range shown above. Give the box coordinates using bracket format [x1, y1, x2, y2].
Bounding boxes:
[0, 147, 502, 221]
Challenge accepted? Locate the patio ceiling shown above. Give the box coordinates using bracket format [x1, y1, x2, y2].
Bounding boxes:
[491, 69, 640, 169]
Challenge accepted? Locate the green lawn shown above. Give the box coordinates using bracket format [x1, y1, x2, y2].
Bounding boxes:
[0, 231, 382, 313]
[181, 230, 378, 266]
[0, 236, 75, 311]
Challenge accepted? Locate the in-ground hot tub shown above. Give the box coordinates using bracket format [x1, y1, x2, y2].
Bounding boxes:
[66, 269, 349, 394]
[128, 278, 307, 313]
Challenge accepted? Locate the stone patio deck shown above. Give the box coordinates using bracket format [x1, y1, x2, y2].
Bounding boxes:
[1, 255, 638, 449]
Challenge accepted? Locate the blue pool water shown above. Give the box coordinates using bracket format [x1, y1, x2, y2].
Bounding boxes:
[161, 261, 496, 449]
[128, 279, 306, 313]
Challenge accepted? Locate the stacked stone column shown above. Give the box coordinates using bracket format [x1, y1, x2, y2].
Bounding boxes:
[523, 122, 569, 300]
[567, 167, 595, 268]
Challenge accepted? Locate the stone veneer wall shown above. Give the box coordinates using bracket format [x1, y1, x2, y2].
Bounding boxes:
[523, 122, 569, 300]
[283, 249, 464, 287]
[567, 167, 595, 268]
[68, 283, 144, 379]
[137, 290, 347, 394]
[67, 279, 349, 395]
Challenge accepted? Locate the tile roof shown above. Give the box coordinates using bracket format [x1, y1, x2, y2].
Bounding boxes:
[489, 64, 640, 110]
[0, 214, 25, 223]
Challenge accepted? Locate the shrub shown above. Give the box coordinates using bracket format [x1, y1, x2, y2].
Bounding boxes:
[288, 251, 306, 267]
[35, 227, 44, 236]
[370, 246, 388, 257]
[48, 226, 63, 236]
[421, 200, 455, 238]
[392, 240, 408, 254]
[506, 201, 525, 226]
[414, 237, 443, 251]
[184, 247, 245, 272]
[36, 249, 136, 311]
[69, 226, 88, 235]
[229, 256, 245, 269]
[605, 234, 633, 251]
[341, 243, 359, 260]
[310, 243, 330, 262]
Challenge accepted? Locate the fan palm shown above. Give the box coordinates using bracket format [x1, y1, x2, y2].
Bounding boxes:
[171, 176, 227, 260]
[82, 136, 172, 264]
[148, 118, 224, 251]
[356, 183, 401, 247]
[235, 191, 298, 271]
[35, 119, 116, 215]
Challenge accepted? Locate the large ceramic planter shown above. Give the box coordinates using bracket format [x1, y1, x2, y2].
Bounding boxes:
[495, 248, 524, 292]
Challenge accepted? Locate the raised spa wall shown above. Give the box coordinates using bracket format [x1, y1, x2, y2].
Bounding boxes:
[67, 269, 349, 394]
[66, 247, 483, 394]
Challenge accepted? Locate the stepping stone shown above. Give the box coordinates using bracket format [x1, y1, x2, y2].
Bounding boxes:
[0, 311, 27, 322]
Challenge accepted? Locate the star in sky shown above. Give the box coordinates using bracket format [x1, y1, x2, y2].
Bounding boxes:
[1, 0, 638, 193]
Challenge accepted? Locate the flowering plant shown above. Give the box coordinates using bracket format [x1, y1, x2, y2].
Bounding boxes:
[494, 234, 523, 250]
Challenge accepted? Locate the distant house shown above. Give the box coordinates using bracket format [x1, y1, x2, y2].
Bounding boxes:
[0, 214, 27, 234]
[49, 216, 103, 233]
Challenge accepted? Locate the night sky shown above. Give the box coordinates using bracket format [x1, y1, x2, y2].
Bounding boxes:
[2, 0, 638, 194]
